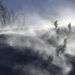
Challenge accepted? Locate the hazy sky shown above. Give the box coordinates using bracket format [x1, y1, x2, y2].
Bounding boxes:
[5, 0, 75, 26]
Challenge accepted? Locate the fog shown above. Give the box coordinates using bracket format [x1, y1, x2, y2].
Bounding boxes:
[0, 0, 75, 75]
[0, 11, 74, 75]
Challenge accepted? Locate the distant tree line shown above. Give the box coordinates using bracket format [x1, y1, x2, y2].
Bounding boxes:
[54, 20, 72, 34]
[0, 0, 11, 25]
[53, 20, 71, 56]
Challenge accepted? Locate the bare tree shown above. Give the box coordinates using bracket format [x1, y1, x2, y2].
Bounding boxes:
[0, 0, 10, 25]
[56, 38, 67, 56]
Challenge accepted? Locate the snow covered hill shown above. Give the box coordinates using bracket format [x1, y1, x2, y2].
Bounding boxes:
[0, 26, 74, 75]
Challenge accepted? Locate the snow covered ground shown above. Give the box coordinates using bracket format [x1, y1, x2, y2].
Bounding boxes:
[0, 25, 74, 75]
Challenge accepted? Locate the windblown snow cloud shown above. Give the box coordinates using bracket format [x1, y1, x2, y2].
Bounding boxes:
[0, 0, 75, 75]
[4, 0, 75, 27]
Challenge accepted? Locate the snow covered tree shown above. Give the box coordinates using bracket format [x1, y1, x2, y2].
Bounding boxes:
[0, 0, 10, 25]
[68, 23, 71, 33]
[54, 20, 58, 29]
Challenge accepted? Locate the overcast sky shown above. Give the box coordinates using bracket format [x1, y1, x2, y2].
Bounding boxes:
[5, 0, 75, 26]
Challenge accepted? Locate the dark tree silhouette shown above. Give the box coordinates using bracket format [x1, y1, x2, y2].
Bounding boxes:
[56, 38, 67, 56]
[68, 23, 71, 33]
[47, 55, 53, 64]
[54, 20, 58, 29]
[0, 0, 10, 25]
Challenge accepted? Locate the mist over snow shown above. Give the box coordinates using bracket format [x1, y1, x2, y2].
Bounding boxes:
[0, 11, 74, 75]
[0, 0, 75, 75]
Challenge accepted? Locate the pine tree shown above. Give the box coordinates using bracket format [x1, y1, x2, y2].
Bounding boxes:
[54, 20, 58, 29]
[68, 23, 71, 33]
